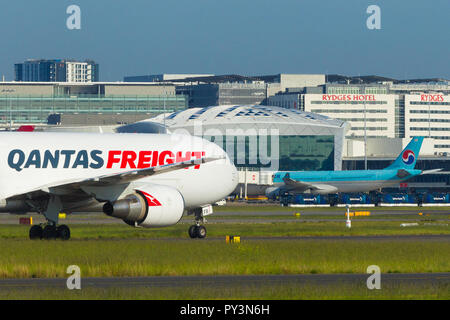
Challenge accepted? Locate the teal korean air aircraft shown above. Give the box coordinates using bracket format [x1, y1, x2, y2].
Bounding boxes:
[266, 137, 441, 196]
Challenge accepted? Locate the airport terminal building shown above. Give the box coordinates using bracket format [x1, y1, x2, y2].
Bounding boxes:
[147, 105, 349, 172]
[0, 82, 187, 125]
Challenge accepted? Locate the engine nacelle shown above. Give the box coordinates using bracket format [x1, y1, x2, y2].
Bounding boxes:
[0, 199, 31, 214]
[310, 185, 338, 195]
[265, 187, 280, 199]
[103, 185, 185, 228]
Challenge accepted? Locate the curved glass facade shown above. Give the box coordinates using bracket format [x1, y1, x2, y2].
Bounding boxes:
[208, 135, 335, 171]
[278, 135, 334, 171]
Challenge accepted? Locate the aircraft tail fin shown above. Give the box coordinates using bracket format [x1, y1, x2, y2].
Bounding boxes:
[386, 137, 424, 170]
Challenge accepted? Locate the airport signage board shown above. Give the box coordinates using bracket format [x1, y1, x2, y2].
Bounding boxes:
[321, 94, 377, 101]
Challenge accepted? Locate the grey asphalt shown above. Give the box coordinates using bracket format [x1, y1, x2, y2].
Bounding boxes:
[1, 207, 449, 225]
[209, 218, 449, 223]
[47, 234, 445, 242]
[216, 209, 450, 216]
[214, 234, 450, 242]
[0, 273, 448, 289]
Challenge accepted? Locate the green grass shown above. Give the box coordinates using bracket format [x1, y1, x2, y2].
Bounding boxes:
[0, 220, 448, 240]
[0, 238, 448, 278]
[0, 219, 448, 299]
[208, 213, 449, 221]
[0, 281, 448, 300]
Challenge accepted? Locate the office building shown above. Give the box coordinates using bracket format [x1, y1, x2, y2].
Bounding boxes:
[14, 59, 99, 82]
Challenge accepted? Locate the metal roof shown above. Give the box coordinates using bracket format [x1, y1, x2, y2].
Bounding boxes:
[148, 105, 347, 129]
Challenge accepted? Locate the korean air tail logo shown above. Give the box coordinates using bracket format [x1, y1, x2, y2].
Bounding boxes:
[140, 191, 162, 207]
[402, 150, 415, 165]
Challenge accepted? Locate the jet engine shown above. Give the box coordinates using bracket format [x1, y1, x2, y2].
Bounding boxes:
[309, 185, 338, 195]
[265, 187, 280, 199]
[0, 199, 31, 214]
[103, 185, 185, 228]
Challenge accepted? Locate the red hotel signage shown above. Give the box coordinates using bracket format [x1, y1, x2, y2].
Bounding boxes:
[420, 94, 444, 102]
[322, 94, 376, 101]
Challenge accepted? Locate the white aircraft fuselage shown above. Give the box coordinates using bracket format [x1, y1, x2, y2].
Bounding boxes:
[0, 132, 238, 212]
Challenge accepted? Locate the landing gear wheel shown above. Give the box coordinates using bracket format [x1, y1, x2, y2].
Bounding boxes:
[57, 225, 71, 240]
[188, 225, 198, 238]
[29, 225, 43, 240]
[42, 225, 57, 240]
[196, 226, 207, 239]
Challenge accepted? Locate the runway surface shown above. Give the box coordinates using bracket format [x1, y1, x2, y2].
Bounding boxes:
[0, 207, 448, 225]
[0, 273, 448, 289]
[218, 209, 450, 216]
[211, 234, 450, 242]
[105, 234, 449, 242]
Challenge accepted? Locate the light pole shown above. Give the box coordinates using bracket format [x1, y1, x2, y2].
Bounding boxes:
[428, 99, 431, 138]
[163, 94, 166, 128]
[364, 99, 367, 170]
[9, 97, 12, 130]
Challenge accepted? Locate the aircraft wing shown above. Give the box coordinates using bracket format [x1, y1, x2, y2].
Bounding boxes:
[396, 168, 442, 179]
[282, 174, 321, 193]
[7, 156, 224, 200]
[281, 173, 338, 194]
[421, 168, 443, 175]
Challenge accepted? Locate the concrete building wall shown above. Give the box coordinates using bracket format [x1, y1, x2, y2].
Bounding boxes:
[279, 74, 325, 88]
[267, 93, 302, 109]
[266, 83, 283, 98]
[344, 137, 435, 157]
[265, 74, 326, 98]
[0, 83, 54, 96]
[304, 94, 397, 139]
[48, 113, 155, 126]
[405, 93, 450, 154]
[103, 84, 175, 96]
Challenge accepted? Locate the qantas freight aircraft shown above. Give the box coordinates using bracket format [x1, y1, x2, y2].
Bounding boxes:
[0, 132, 238, 240]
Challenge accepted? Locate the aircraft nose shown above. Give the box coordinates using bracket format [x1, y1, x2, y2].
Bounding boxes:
[206, 138, 238, 196]
[230, 163, 238, 189]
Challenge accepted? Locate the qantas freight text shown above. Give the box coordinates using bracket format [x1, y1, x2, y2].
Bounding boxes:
[7, 149, 205, 172]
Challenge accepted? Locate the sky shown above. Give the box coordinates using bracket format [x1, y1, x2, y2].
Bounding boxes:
[0, 0, 448, 81]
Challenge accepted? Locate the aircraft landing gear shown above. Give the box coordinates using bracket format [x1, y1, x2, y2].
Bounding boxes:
[29, 225, 43, 240]
[29, 224, 71, 240]
[28, 195, 71, 240]
[188, 208, 208, 239]
[57, 225, 71, 240]
[42, 225, 57, 239]
[188, 224, 207, 239]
